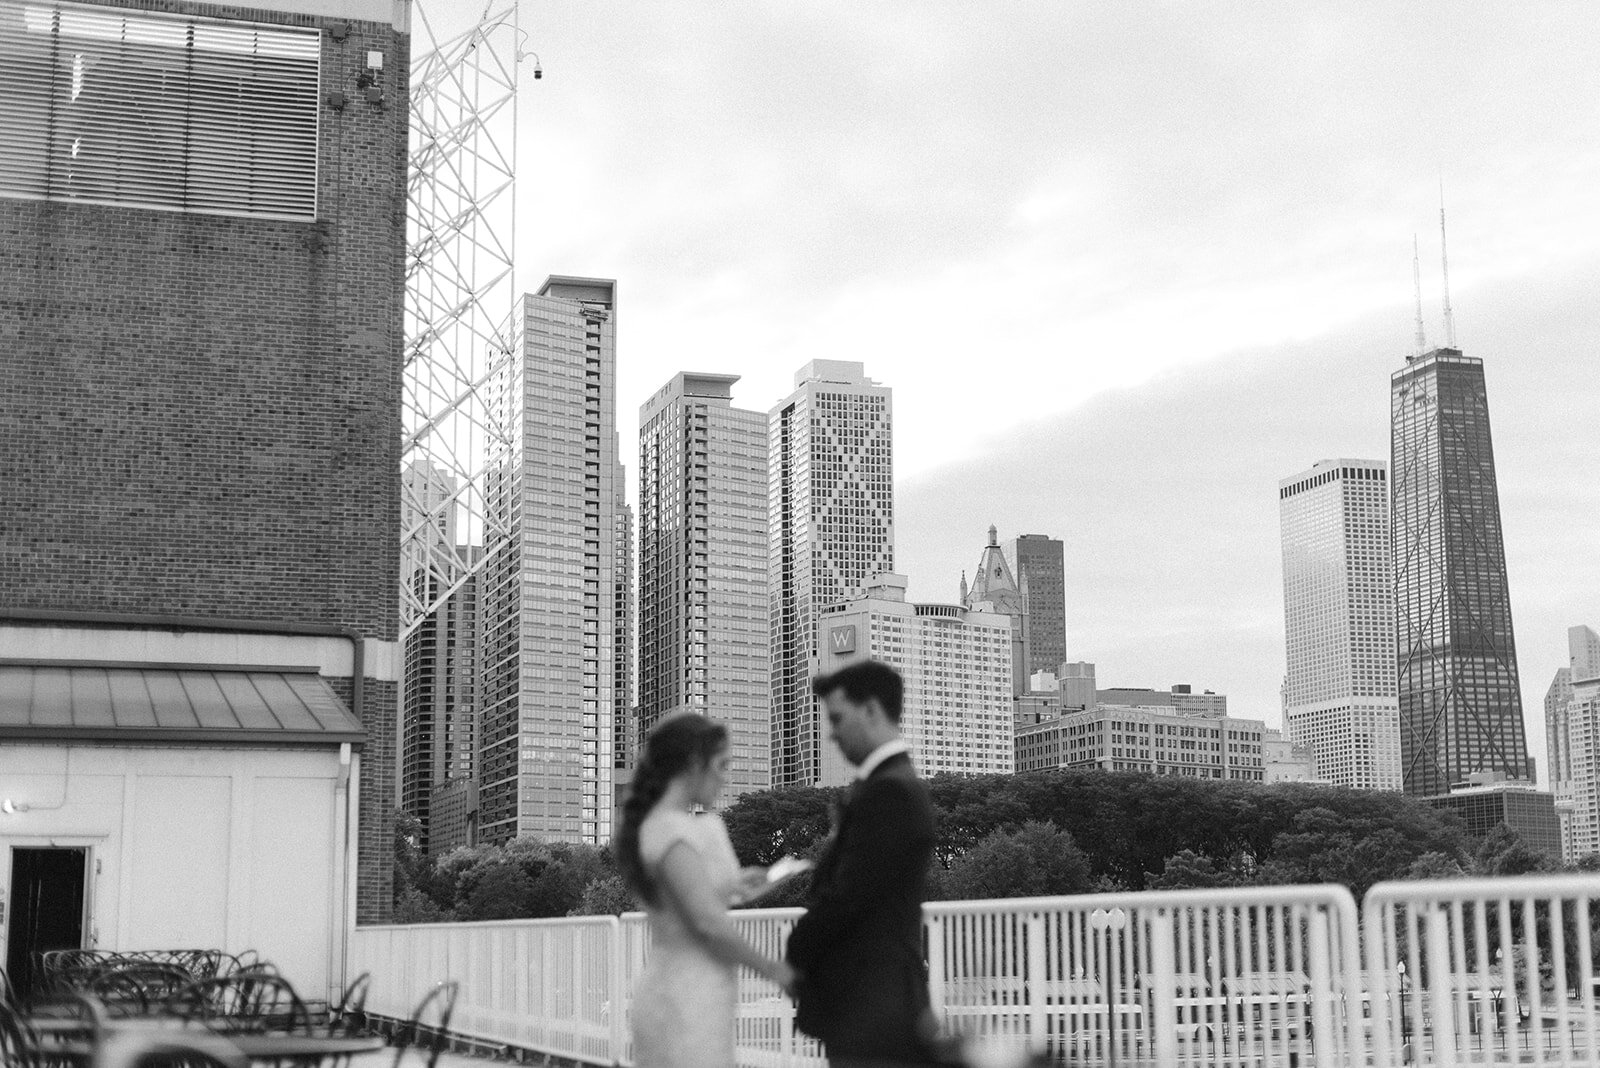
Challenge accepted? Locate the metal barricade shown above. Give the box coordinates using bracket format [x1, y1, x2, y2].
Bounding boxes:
[925, 885, 1365, 1068]
[1365, 872, 1600, 1068]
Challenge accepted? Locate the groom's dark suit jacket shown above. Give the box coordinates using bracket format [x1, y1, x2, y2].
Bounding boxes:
[786, 751, 936, 1064]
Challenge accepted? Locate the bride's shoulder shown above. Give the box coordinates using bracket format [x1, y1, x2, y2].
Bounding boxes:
[638, 806, 700, 862]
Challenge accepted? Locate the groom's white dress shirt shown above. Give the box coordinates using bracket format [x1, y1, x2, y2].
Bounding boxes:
[856, 737, 910, 780]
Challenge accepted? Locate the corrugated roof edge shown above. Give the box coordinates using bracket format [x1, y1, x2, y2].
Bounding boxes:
[0, 726, 366, 748]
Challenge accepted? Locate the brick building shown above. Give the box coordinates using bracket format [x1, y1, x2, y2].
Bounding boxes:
[1, 0, 411, 961]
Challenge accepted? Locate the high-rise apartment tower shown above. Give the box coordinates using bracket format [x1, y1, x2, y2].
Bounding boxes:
[478, 277, 630, 844]
[1551, 626, 1600, 861]
[769, 361, 894, 787]
[639, 373, 771, 797]
[1391, 348, 1530, 795]
[1278, 459, 1402, 790]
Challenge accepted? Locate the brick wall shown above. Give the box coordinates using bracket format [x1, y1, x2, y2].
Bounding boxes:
[0, 0, 411, 922]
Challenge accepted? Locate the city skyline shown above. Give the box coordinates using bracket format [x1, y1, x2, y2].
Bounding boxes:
[423, 3, 1599, 783]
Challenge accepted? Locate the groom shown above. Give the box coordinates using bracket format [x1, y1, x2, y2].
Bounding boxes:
[786, 660, 937, 1068]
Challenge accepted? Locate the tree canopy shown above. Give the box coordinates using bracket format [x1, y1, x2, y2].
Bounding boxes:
[395, 767, 1575, 920]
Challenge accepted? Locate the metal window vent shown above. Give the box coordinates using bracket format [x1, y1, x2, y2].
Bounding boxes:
[0, 0, 320, 220]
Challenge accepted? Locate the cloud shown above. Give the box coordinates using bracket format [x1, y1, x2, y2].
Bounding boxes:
[897, 255, 1600, 772]
[419, 1, 1600, 779]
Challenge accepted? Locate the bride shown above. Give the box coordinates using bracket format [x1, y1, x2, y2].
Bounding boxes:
[615, 713, 797, 1068]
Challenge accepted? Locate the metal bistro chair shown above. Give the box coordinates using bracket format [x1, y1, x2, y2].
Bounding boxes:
[86, 965, 197, 1019]
[389, 983, 457, 1068]
[32, 952, 112, 1001]
[163, 973, 313, 1037]
[93, 1030, 247, 1068]
[323, 975, 371, 1038]
[1, 999, 43, 1068]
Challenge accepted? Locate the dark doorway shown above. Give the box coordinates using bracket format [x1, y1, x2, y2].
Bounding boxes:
[6, 847, 88, 1004]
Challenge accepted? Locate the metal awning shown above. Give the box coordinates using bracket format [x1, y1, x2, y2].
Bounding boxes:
[0, 661, 365, 748]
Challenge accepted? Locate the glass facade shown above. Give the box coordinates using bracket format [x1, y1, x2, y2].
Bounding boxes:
[1425, 787, 1561, 859]
[399, 464, 482, 853]
[638, 373, 770, 798]
[769, 361, 894, 787]
[477, 279, 627, 845]
[1278, 458, 1401, 790]
[1391, 349, 1530, 796]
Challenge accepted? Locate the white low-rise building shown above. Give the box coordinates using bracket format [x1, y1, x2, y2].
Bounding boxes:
[817, 574, 1013, 785]
[0, 626, 363, 1003]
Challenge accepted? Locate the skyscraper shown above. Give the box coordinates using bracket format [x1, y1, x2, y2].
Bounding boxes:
[1278, 458, 1402, 791]
[818, 575, 1013, 782]
[1551, 625, 1600, 861]
[1006, 534, 1067, 678]
[478, 277, 627, 845]
[1391, 347, 1531, 795]
[963, 526, 1028, 696]
[639, 373, 770, 797]
[614, 498, 636, 781]
[769, 360, 894, 788]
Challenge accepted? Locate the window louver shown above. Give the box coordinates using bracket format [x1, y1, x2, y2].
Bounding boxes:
[0, 1, 320, 220]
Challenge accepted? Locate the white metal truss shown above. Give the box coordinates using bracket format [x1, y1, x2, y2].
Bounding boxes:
[401, 0, 522, 635]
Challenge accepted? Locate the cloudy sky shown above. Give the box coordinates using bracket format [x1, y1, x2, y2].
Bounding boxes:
[427, 1, 1599, 779]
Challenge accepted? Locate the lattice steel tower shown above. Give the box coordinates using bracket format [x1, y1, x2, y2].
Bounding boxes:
[1391, 345, 1531, 795]
[401, 1, 523, 635]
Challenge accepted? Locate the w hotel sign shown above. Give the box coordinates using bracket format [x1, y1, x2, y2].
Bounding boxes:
[828, 625, 857, 656]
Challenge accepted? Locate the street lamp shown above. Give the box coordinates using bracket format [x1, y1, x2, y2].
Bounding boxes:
[1396, 960, 1412, 1063]
[1089, 908, 1129, 1068]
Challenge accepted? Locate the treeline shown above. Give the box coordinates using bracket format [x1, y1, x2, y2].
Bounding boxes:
[394, 768, 1586, 921]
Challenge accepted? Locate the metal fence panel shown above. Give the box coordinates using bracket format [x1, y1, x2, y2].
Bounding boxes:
[349, 916, 619, 1064]
[1365, 873, 1600, 1068]
[925, 885, 1364, 1068]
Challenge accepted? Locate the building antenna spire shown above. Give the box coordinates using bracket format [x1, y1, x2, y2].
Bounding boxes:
[1412, 234, 1427, 357]
[1440, 181, 1456, 348]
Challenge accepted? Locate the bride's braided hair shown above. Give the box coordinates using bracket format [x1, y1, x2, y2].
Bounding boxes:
[615, 713, 729, 906]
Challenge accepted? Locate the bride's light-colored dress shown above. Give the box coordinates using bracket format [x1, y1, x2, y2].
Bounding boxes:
[632, 807, 743, 1068]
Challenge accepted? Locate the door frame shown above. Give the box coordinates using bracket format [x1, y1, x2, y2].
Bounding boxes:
[1, 835, 105, 969]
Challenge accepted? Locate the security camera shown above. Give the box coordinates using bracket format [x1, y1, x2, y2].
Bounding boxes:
[533, 65, 543, 80]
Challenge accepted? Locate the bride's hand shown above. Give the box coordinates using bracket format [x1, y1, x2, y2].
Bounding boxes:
[765, 959, 797, 995]
[730, 866, 768, 904]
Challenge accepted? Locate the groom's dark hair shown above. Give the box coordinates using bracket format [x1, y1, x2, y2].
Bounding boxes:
[812, 660, 904, 723]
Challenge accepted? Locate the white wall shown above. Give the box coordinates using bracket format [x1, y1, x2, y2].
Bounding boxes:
[0, 744, 353, 1002]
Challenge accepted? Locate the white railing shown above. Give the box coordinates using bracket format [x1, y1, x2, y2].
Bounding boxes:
[1365, 873, 1600, 1068]
[350, 875, 1600, 1067]
[351, 915, 622, 1064]
[351, 883, 1368, 1067]
[924, 886, 1365, 1068]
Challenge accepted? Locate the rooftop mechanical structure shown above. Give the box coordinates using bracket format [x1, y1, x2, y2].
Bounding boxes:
[401, 1, 526, 636]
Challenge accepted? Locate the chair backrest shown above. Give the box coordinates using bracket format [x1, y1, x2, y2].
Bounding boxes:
[0, 1000, 42, 1068]
[329, 973, 371, 1036]
[393, 981, 458, 1068]
[163, 973, 313, 1035]
[89, 963, 200, 1017]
